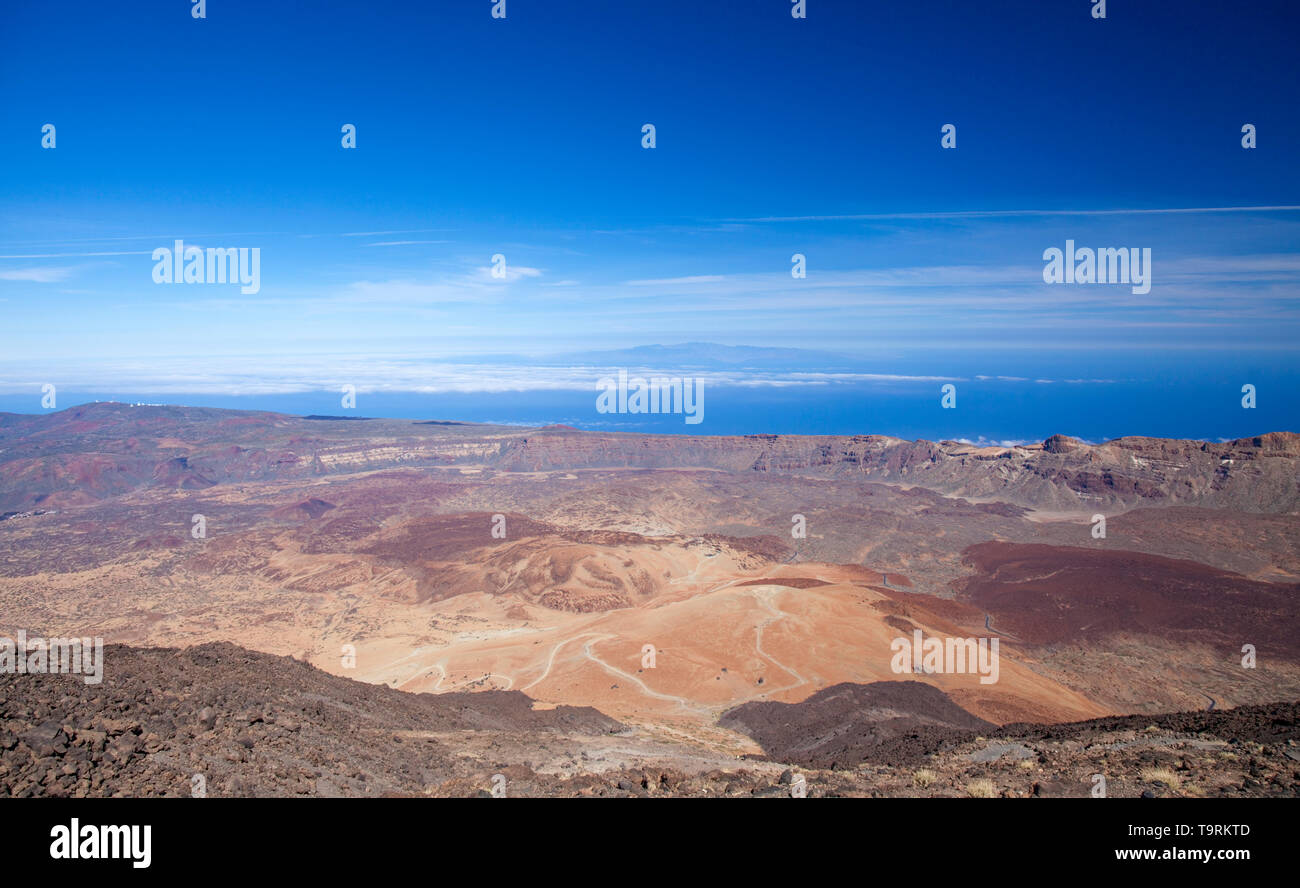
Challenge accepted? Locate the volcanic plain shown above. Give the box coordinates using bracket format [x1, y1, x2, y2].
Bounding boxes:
[2, 403, 1297, 795]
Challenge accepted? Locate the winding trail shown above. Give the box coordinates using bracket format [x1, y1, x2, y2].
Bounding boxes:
[403, 660, 514, 692]
[581, 634, 712, 715]
[749, 590, 807, 689]
[520, 632, 604, 692]
[983, 612, 1023, 642]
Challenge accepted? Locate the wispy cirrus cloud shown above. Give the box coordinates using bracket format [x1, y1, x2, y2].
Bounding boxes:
[724, 205, 1300, 223]
[474, 264, 542, 282]
[0, 266, 76, 282]
[364, 240, 452, 246]
[342, 228, 452, 237]
[0, 251, 153, 259]
[625, 274, 726, 286]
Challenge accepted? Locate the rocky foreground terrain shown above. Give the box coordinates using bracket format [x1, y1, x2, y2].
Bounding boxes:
[2, 642, 1297, 798]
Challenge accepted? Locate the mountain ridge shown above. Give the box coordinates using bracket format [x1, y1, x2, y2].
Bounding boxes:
[2, 402, 1294, 513]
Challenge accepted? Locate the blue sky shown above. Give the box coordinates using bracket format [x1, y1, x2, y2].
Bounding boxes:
[0, 0, 1297, 436]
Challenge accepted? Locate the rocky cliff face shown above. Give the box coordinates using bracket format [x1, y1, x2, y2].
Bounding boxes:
[495, 430, 1300, 512]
